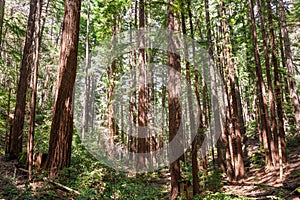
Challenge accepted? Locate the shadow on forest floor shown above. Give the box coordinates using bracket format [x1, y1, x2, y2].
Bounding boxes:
[222, 144, 300, 200]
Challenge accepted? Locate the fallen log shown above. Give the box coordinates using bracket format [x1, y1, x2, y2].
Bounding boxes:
[43, 177, 80, 195]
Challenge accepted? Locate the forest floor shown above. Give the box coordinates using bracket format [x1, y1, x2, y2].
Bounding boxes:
[222, 142, 300, 200]
[0, 141, 300, 199]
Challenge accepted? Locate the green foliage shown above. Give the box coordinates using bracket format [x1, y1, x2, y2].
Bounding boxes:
[249, 149, 265, 168]
[200, 167, 224, 191]
[54, 134, 165, 199]
[286, 135, 300, 149]
[245, 120, 258, 138]
[0, 176, 25, 199]
[18, 151, 27, 166]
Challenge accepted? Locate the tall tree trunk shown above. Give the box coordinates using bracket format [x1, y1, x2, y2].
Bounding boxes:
[168, 0, 182, 198]
[10, 0, 39, 159]
[214, 17, 226, 174]
[216, 5, 234, 180]
[220, 0, 245, 179]
[205, 0, 216, 168]
[107, 21, 117, 146]
[266, 0, 286, 167]
[137, 0, 147, 171]
[182, 0, 200, 194]
[277, 2, 287, 164]
[257, 0, 278, 167]
[27, 0, 42, 180]
[278, 0, 300, 132]
[248, 0, 273, 166]
[82, 0, 91, 140]
[128, 1, 138, 160]
[45, 0, 81, 178]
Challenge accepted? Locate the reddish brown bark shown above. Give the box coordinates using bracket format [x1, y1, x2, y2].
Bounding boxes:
[45, 0, 81, 178]
[277, 0, 287, 163]
[257, 0, 278, 167]
[168, 0, 182, 198]
[27, 0, 42, 180]
[137, 0, 147, 170]
[10, 0, 39, 159]
[266, 0, 286, 166]
[248, 0, 273, 166]
[182, 0, 200, 194]
[278, 0, 300, 132]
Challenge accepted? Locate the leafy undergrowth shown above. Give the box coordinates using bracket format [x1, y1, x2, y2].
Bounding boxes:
[1, 135, 300, 199]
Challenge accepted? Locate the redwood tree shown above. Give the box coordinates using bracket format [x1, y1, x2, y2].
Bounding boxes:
[9, 0, 39, 159]
[137, 0, 147, 171]
[248, 0, 273, 166]
[45, 0, 82, 178]
[27, 0, 42, 179]
[168, 0, 182, 198]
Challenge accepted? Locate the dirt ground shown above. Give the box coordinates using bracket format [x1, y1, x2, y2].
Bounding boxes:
[222, 145, 300, 200]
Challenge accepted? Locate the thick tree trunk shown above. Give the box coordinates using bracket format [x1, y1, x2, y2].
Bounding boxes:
[10, 0, 38, 159]
[45, 0, 81, 178]
[221, 0, 245, 179]
[216, 6, 234, 180]
[168, 0, 182, 198]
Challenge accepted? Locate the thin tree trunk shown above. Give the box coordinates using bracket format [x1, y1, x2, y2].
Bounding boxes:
[5, 86, 11, 155]
[27, 0, 42, 180]
[82, 0, 91, 140]
[10, 0, 39, 159]
[182, 0, 200, 194]
[278, 0, 300, 132]
[0, 0, 5, 54]
[45, 0, 81, 178]
[225, 110, 234, 181]
[128, 1, 138, 160]
[214, 20, 226, 174]
[266, 0, 286, 167]
[205, 0, 217, 168]
[277, 3, 287, 164]
[107, 22, 117, 146]
[137, 0, 147, 171]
